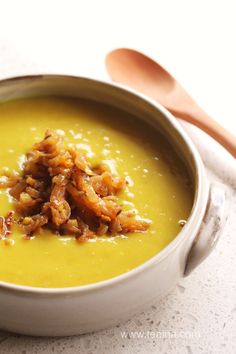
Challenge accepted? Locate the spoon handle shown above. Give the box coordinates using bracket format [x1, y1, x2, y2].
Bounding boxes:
[169, 105, 236, 158]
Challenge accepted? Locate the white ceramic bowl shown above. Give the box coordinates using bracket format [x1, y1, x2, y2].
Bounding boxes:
[0, 75, 228, 336]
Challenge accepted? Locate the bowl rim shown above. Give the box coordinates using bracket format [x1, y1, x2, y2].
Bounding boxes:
[0, 74, 207, 295]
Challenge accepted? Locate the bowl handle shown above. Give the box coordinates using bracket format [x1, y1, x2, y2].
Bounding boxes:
[184, 182, 229, 276]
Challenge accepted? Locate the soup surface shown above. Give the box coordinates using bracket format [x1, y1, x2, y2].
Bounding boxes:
[0, 97, 193, 287]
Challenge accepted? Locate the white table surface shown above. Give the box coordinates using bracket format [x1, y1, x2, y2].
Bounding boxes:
[0, 1, 236, 353]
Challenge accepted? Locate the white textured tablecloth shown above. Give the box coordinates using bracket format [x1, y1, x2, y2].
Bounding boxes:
[0, 1, 235, 353]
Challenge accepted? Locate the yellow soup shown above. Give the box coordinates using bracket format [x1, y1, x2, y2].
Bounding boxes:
[0, 97, 193, 288]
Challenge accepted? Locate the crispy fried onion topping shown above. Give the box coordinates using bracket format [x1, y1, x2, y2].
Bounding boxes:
[0, 130, 150, 241]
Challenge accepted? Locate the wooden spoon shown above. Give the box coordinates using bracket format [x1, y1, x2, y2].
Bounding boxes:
[106, 48, 236, 158]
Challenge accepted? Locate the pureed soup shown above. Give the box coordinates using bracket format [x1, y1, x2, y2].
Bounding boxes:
[0, 97, 193, 288]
